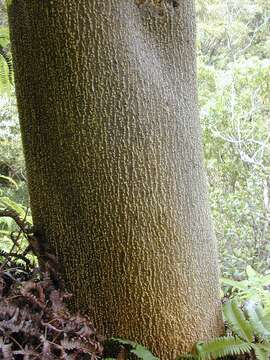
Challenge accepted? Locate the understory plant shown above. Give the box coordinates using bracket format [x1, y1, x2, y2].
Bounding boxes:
[181, 299, 270, 360]
[179, 265, 270, 360]
[104, 338, 159, 360]
[222, 266, 270, 311]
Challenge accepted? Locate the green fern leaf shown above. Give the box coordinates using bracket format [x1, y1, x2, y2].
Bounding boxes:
[0, 175, 18, 189]
[221, 277, 249, 290]
[261, 313, 270, 330]
[0, 196, 26, 217]
[195, 336, 252, 360]
[223, 300, 254, 341]
[246, 265, 260, 281]
[132, 344, 160, 360]
[251, 344, 270, 360]
[112, 338, 159, 360]
[245, 302, 270, 340]
[255, 303, 270, 329]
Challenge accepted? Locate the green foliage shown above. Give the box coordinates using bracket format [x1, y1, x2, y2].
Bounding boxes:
[0, 177, 31, 254]
[0, 94, 25, 177]
[223, 300, 254, 342]
[104, 338, 159, 360]
[0, 23, 12, 92]
[0, 7, 24, 178]
[0, 195, 27, 217]
[222, 265, 270, 309]
[181, 299, 270, 360]
[193, 337, 252, 360]
[197, 0, 270, 278]
[0, 173, 17, 187]
[113, 339, 159, 359]
[252, 344, 270, 360]
[245, 302, 270, 340]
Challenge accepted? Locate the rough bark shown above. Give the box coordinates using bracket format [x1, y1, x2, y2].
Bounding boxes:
[8, 0, 223, 358]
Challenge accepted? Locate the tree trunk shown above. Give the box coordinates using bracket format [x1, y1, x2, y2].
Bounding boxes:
[8, 0, 223, 358]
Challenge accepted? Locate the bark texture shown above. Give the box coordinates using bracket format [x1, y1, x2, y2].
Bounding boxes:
[8, 1, 223, 358]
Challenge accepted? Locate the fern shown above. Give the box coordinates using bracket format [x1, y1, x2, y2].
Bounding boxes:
[245, 301, 270, 340]
[251, 344, 270, 360]
[223, 300, 254, 341]
[222, 266, 270, 310]
[0, 196, 24, 216]
[194, 336, 252, 360]
[111, 338, 159, 360]
[181, 299, 270, 360]
[0, 175, 18, 189]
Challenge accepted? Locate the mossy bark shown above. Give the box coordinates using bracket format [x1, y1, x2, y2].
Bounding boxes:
[8, 1, 223, 358]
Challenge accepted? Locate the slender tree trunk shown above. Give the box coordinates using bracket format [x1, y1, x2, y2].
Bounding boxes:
[8, 1, 223, 358]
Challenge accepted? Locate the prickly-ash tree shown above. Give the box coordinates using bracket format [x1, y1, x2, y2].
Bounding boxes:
[8, 0, 223, 358]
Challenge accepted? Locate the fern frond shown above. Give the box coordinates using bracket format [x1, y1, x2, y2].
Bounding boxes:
[112, 338, 159, 359]
[221, 277, 249, 290]
[251, 344, 270, 360]
[223, 300, 254, 342]
[254, 303, 270, 329]
[195, 336, 252, 360]
[245, 302, 270, 340]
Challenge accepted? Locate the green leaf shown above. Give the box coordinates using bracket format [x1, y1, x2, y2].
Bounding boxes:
[245, 302, 270, 340]
[112, 338, 159, 360]
[246, 266, 259, 281]
[223, 300, 254, 342]
[0, 196, 26, 217]
[221, 278, 248, 290]
[132, 344, 159, 360]
[251, 344, 270, 360]
[0, 229, 11, 235]
[0, 175, 18, 189]
[0, 215, 14, 228]
[195, 336, 251, 360]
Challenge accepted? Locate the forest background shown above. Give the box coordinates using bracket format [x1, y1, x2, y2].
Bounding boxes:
[0, 0, 270, 280]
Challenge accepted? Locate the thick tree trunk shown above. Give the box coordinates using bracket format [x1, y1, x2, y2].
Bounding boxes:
[8, 0, 223, 358]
